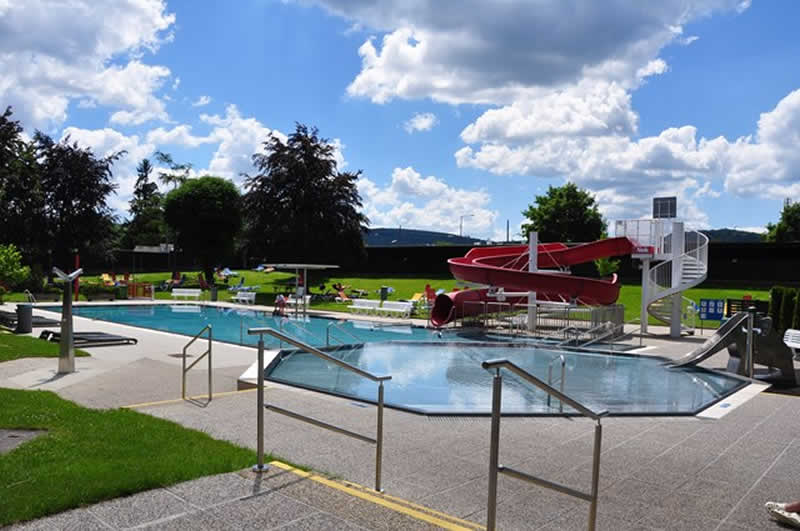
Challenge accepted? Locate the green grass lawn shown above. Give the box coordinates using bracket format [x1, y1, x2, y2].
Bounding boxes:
[0, 332, 89, 363]
[0, 388, 260, 526]
[4, 269, 772, 325]
[616, 284, 770, 325]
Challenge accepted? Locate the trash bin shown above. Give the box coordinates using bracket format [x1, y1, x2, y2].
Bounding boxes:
[380, 286, 389, 302]
[210, 286, 218, 302]
[16, 303, 32, 334]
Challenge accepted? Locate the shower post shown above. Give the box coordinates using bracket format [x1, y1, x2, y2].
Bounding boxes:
[252, 333, 268, 472]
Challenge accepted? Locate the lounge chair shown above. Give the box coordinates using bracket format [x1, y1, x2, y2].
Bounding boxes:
[197, 273, 210, 290]
[228, 277, 245, 291]
[0, 310, 60, 330]
[335, 290, 351, 303]
[39, 330, 138, 347]
[222, 267, 238, 277]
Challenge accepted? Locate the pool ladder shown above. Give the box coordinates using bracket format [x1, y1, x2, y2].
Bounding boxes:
[482, 359, 606, 531]
[326, 320, 363, 346]
[546, 354, 566, 413]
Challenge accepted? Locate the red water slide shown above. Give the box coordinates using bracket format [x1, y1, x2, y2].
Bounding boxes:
[430, 237, 634, 327]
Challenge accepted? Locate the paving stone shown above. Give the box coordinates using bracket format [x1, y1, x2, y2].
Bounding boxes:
[8, 509, 110, 530]
[270, 511, 369, 530]
[166, 472, 256, 508]
[725, 477, 800, 529]
[87, 488, 194, 529]
[201, 491, 318, 530]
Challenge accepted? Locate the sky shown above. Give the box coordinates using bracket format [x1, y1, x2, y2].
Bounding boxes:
[2, 0, 799, 241]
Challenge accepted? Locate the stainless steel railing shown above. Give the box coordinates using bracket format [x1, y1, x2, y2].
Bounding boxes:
[247, 327, 391, 491]
[326, 320, 362, 346]
[182, 324, 212, 402]
[481, 359, 607, 531]
[546, 354, 566, 412]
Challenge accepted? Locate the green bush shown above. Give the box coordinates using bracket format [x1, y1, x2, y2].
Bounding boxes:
[793, 290, 800, 330]
[769, 286, 784, 330]
[779, 288, 797, 334]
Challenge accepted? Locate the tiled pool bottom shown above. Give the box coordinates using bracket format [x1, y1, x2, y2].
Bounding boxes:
[266, 341, 748, 416]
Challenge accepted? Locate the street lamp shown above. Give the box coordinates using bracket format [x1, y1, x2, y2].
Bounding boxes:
[459, 214, 474, 237]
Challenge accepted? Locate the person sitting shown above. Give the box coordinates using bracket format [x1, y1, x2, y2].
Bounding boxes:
[766, 501, 800, 527]
[272, 293, 287, 316]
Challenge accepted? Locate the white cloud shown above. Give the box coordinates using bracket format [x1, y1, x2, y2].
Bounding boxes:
[191, 95, 212, 107]
[0, 0, 175, 129]
[321, 1, 747, 105]
[358, 167, 497, 235]
[146, 125, 214, 147]
[403, 112, 438, 133]
[172, 76, 181, 90]
[60, 126, 155, 214]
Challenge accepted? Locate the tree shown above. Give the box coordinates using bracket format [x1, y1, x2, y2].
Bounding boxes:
[242, 124, 368, 266]
[0, 243, 30, 288]
[155, 151, 191, 189]
[163, 176, 242, 284]
[0, 107, 45, 265]
[123, 158, 165, 247]
[765, 201, 800, 242]
[521, 183, 606, 243]
[34, 132, 122, 268]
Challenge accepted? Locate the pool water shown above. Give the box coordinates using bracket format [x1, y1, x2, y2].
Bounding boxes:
[267, 342, 747, 415]
[41, 304, 439, 348]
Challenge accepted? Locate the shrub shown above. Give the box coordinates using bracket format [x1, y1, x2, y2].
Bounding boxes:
[779, 288, 797, 334]
[0, 244, 30, 290]
[769, 286, 784, 330]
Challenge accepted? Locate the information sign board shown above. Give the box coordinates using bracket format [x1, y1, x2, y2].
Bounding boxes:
[699, 298, 724, 320]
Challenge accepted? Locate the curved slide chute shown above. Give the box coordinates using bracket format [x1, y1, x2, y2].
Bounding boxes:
[668, 312, 749, 367]
[431, 237, 634, 327]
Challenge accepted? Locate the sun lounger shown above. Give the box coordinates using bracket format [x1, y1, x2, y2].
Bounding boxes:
[232, 291, 256, 304]
[785, 329, 800, 359]
[0, 311, 60, 329]
[39, 330, 138, 347]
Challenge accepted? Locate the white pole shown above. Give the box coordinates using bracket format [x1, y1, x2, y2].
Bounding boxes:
[640, 258, 650, 335]
[527, 232, 537, 332]
[670, 221, 685, 338]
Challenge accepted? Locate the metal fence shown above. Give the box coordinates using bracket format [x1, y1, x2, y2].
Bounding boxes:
[454, 301, 625, 342]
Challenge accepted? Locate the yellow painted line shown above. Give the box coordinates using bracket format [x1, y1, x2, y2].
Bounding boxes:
[270, 461, 484, 530]
[122, 388, 258, 409]
[338, 478, 485, 530]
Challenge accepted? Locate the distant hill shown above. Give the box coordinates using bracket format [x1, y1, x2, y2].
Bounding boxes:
[702, 228, 764, 243]
[365, 228, 488, 246]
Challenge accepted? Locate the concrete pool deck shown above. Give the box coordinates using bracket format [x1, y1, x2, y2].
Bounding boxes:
[4, 301, 800, 529]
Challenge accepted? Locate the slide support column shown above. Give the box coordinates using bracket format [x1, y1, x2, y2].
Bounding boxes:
[527, 232, 537, 332]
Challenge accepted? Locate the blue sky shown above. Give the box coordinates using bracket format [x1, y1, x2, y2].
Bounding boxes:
[3, 0, 799, 240]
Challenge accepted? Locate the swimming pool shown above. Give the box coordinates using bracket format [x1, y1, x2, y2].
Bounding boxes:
[41, 304, 439, 348]
[267, 341, 748, 415]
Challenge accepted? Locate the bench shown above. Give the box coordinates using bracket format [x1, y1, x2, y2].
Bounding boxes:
[786, 329, 800, 360]
[350, 299, 381, 315]
[232, 291, 256, 305]
[171, 288, 202, 300]
[380, 300, 413, 318]
[287, 295, 311, 308]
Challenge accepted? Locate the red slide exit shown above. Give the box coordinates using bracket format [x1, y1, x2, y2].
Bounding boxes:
[430, 237, 634, 327]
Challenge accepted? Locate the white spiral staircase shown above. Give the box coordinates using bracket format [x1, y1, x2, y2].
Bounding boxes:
[644, 229, 708, 333]
[616, 219, 709, 335]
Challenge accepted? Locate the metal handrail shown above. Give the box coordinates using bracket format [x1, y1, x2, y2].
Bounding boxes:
[326, 320, 362, 346]
[482, 359, 605, 420]
[182, 324, 212, 402]
[248, 327, 391, 491]
[546, 354, 566, 412]
[24, 289, 36, 303]
[280, 318, 325, 347]
[482, 359, 606, 531]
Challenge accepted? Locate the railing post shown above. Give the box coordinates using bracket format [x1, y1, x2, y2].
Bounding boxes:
[182, 343, 187, 400]
[588, 421, 602, 531]
[207, 326, 213, 403]
[486, 369, 502, 531]
[253, 334, 268, 473]
[375, 381, 384, 492]
[746, 307, 755, 378]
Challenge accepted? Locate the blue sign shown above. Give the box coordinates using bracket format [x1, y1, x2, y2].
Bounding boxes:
[699, 298, 724, 320]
